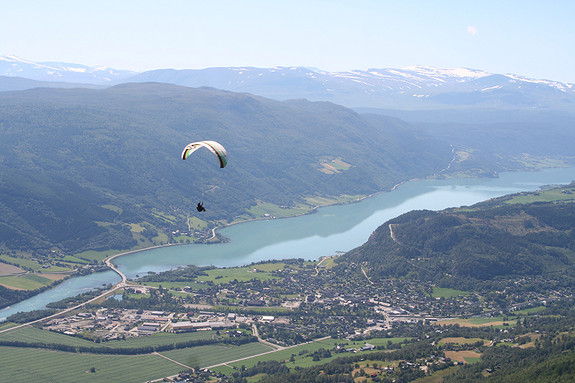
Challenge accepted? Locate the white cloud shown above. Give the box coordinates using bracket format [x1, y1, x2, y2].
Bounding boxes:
[467, 26, 478, 36]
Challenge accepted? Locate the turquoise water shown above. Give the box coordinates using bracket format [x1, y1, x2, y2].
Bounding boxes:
[2, 167, 575, 320]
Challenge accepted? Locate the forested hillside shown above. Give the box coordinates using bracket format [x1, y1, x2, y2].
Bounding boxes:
[339, 183, 575, 289]
[0, 83, 450, 254]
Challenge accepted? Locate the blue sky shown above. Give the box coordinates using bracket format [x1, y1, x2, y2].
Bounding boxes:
[2, 0, 575, 83]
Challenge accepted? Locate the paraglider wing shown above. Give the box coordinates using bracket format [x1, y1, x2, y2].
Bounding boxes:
[181, 140, 228, 168]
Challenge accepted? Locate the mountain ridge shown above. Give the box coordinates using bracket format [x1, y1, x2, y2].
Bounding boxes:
[2, 55, 574, 111]
[338, 183, 575, 290]
[0, 55, 136, 85]
[0, 82, 450, 254]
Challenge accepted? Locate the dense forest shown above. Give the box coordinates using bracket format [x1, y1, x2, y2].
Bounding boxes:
[0, 83, 451, 254]
[0, 285, 37, 308]
[3, 82, 575, 257]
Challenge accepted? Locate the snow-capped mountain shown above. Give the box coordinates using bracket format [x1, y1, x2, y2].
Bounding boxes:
[1, 55, 574, 111]
[128, 65, 496, 95]
[0, 55, 136, 84]
[127, 65, 575, 110]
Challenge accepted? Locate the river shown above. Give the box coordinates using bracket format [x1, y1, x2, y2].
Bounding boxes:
[2, 167, 575, 320]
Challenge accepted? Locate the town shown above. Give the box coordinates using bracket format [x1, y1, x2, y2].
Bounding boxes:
[2, 256, 575, 383]
[38, 256, 566, 345]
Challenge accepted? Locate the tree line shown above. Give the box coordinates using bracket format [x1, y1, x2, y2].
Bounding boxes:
[0, 333, 257, 355]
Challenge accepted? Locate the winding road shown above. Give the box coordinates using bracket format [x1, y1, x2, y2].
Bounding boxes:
[0, 249, 136, 334]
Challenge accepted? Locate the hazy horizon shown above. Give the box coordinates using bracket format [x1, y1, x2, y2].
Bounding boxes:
[2, 0, 575, 83]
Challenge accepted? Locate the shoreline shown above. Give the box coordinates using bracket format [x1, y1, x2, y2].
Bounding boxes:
[214, 174, 418, 233]
[0, 182, 406, 319]
[3, 164, 571, 321]
[0, 155, 467, 315]
[1, 146, 459, 294]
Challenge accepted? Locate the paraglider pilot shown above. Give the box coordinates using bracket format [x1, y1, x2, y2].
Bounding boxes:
[196, 202, 206, 212]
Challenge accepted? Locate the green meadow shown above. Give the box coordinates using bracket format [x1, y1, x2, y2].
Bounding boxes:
[0, 326, 414, 382]
[0, 346, 181, 383]
[161, 342, 275, 368]
[75, 249, 122, 263]
[0, 326, 220, 350]
[505, 185, 575, 204]
[228, 337, 408, 370]
[0, 273, 57, 290]
[140, 281, 209, 290]
[0, 326, 99, 348]
[247, 202, 312, 219]
[0, 329, 273, 382]
[195, 267, 280, 284]
[512, 306, 546, 315]
[246, 194, 364, 221]
[431, 287, 470, 298]
[0, 254, 72, 273]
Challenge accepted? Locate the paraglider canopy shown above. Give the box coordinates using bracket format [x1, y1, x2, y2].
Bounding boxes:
[181, 140, 228, 168]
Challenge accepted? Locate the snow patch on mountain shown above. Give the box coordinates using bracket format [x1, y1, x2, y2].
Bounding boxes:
[0, 55, 136, 84]
[2, 55, 575, 111]
[481, 85, 503, 92]
[505, 73, 573, 92]
[403, 65, 489, 79]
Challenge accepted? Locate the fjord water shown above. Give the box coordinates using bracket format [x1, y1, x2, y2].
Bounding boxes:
[2, 167, 575, 320]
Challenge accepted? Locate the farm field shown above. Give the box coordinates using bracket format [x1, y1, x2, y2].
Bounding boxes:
[505, 184, 575, 204]
[0, 254, 72, 273]
[438, 337, 489, 346]
[303, 194, 363, 207]
[245, 194, 363, 221]
[361, 337, 411, 347]
[140, 281, 209, 290]
[0, 326, 220, 349]
[0, 273, 66, 290]
[161, 342, 274, 369]
[229, 338, 341, 369]
[0, 322, 18, 331]
[0, 346, 181, 383]
[444, 350, 482, 364]
[0, 335, 270, 382]
[249, 262, 286, 272]
[247, 202, 311, 219]
[437, 316, 517, 327]
[0, 326, 99, 347]
[0, 262, 23, 276]
[195, 267, 280, 284]
[75, 249, 123, 263]
[228, 337, 408, 370]
[145, 261, 291, 287]
[513, 306, 546, 315]
[285, 340, 405, 370]
[107, 330, 218, 348]
[431, 287, 469, 298]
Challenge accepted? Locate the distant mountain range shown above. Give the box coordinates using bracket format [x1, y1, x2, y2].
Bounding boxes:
[2, 55, 574, 111]
[0, 55, 135, 85]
